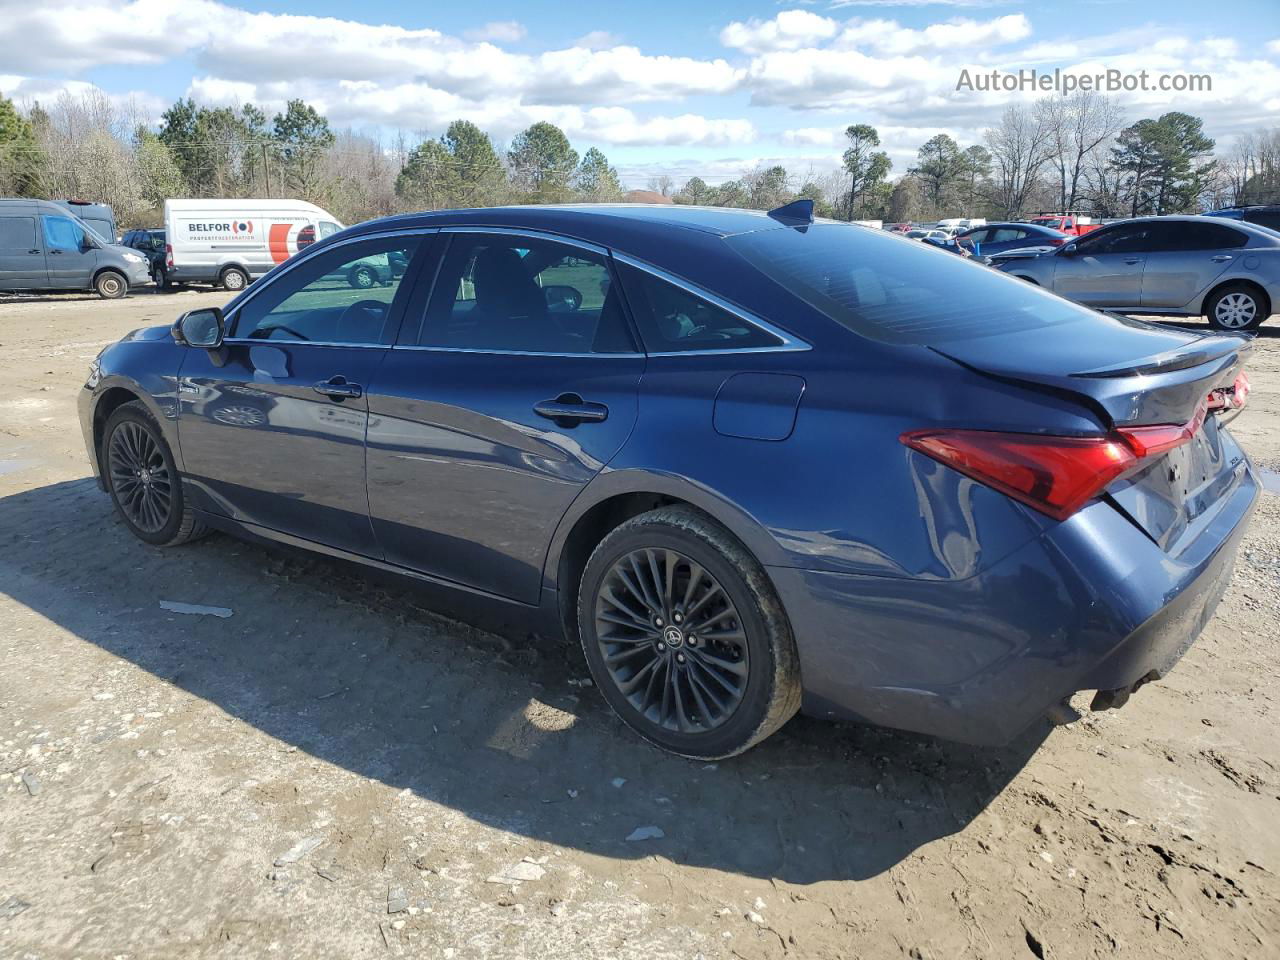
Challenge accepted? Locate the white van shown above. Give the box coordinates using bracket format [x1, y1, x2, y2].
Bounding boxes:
[162, 199, 343, 291]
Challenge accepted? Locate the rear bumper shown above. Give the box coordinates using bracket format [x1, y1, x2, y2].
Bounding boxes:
[772, 457, 1259, 746]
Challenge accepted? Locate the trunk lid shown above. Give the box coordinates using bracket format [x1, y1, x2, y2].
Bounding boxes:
[934, 319, 1252, 550]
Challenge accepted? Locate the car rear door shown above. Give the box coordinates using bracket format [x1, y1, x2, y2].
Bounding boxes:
[1052, 222, 1153, 307]
[1141, 221, 1251, 309]
[0, 214, 46, 289]
[365, 229, 644, 604]
[177, 231, 430, 556]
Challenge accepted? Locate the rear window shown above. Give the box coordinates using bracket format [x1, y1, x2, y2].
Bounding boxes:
[726, 223, 1092, 345]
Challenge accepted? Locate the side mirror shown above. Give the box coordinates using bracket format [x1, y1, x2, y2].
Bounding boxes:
[1058, 243, 1077, 257]
[174, 307, 225, 349]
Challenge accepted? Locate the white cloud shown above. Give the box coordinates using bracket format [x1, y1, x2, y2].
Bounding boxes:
[835, 13, 1031, 54]
[464, 21, 526, 44]
[1269, 38, 1280, 55]
[575, 30, 622, 50]
[721, 11, 839, 54]
[782, 127, 842, 146]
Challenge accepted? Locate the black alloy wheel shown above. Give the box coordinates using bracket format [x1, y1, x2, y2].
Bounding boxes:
[578, 506, 801, 759]
[594, 547, 749, 733]
[102, 401, 208, 546]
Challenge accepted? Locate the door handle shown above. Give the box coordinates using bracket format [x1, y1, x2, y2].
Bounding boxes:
[1210, 254, 1233, 262]
[312, 376, 363, 400]
[534, 393, 608, 425]
[27, 249, 39, 255]
[1124, 258, 1141, 264]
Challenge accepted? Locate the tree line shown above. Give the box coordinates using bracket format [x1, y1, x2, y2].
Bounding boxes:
[1, 88, 1276, 231]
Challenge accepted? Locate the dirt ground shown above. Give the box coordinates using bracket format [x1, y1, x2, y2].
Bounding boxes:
[1, 288, 1279, 960]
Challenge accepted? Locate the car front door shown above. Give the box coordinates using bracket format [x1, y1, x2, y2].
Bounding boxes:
[177, 231, 429, 556]
[0, 215, 46, 290]
[1141, 221, 1249, 309]
[41, 214, 99, 288]
[1051, 223, 1154, 307]
[365, 229, 644, 604]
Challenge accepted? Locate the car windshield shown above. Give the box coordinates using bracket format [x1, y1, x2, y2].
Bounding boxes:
[726, 223, 1094, 345]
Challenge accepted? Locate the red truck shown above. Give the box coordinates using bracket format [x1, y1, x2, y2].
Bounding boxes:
[1028, 213, 1101, 237]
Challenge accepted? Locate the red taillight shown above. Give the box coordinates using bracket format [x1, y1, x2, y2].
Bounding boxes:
[1047, 236, 1067, 246]
[902, 404, 1205, 521]
[165, 243, 173, 269]
[1209, 372, 1251, 412]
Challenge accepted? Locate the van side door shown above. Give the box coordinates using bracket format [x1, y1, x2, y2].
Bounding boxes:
[0, 215, 47, 290]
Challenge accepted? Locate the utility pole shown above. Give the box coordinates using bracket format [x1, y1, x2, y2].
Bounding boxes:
[261, 142, 272, 197]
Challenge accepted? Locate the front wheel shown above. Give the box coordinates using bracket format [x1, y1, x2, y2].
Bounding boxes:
[95, 270, 127, 299]
[1206, 283, 1268, 331]
[103, 401, 208, 546]
[578, 507, 801, 759]
[348, 265, 377, 289]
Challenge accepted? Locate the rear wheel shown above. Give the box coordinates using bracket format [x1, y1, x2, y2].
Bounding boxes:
[94, 270, 127, 299]
[103, 401, 208, 546]
[578, 507, 801, 759]
[1206, 283, 1268, 331]
[220, 266, 249, 292]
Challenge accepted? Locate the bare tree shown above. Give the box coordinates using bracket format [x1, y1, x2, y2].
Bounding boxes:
[983, 105, 1054, 218]
[1037, 92, 1124, 214]
[646, 174, 674, 197]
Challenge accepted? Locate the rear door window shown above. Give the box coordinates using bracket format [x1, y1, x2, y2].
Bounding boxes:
[417, 234, 635, 354]
[1151, 222, 1248, 251]
[615, 261, 783, 353]
[1242, 211, 1280, 232]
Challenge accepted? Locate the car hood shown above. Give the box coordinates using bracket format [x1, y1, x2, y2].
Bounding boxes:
[120, 324, 173, 343]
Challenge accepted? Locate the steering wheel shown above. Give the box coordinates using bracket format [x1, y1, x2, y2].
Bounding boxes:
[252, 324, 310, 341]
[336, 299, 389, 340]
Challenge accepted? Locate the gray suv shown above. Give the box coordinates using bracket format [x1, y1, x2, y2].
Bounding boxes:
[996, 215, 1280, 331]
[0, 199, 151, 299]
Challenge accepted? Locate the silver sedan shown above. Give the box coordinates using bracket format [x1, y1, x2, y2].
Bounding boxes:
[995, 215, 1280, 331]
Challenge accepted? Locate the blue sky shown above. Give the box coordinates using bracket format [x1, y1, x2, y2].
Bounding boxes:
[2, 0, 1278, 187]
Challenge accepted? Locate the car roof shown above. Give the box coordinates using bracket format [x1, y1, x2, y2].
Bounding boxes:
[344, 204, 791, 243]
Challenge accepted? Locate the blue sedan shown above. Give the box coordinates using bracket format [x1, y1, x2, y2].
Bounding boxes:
[78, 202, 1259, 758]
[956, 221, 1070, 255]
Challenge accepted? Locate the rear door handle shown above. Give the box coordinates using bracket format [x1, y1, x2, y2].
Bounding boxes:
[1210, 254, 1233, 262]
[312, 376, 363, 400]
[1124, 258, 1141, 264]
[534, 393, 608, 425]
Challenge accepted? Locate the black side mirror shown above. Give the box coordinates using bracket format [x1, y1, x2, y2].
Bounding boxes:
[1059, 243, 1077, 257]
[174, 307, 225, 349]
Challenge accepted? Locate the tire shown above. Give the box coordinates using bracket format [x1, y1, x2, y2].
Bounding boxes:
[348, 265, 376, 289]
[94, 270, 127, 299]
[102, 401, 209, 547]
[220, 266, 249, 292]
[577, 506, 801, 759]
[1206, 283, 1269, 332]
[153, 266, 170, 292]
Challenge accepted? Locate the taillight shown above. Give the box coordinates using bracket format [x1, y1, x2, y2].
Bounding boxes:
[902, 404, 1206, 521]
[1047, 236, 1067, 246]
[1208, 372, 1250, 412]
[165, 243, 173, 269]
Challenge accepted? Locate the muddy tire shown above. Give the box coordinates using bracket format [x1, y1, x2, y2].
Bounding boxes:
[102, 401, 209, 547]
[578, 506, 801, 759]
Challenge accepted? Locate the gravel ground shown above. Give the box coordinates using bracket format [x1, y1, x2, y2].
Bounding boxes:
[1, 289, 1279, 960]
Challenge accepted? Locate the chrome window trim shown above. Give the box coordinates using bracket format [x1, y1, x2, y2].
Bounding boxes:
[222, 338, 389, 349]
[438, 225, 609, 258]
[390, 344, 641, 358]
[612, 253, 811, 355]
[224, 226, 437, 333]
